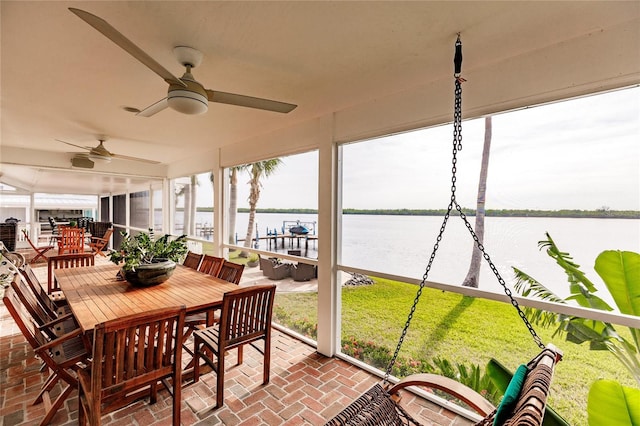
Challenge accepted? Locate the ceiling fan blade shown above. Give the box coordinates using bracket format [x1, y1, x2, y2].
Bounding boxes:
[110, 153, 161, 164]
[206, 90, 297, 113]
[136, 98, 169, 117]
[69, 8, 186, 87]
[56, 139, 92, 151]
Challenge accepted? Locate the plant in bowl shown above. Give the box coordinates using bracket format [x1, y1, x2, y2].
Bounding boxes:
[247, 253, 260, 268]
[109, 230, 188, 286]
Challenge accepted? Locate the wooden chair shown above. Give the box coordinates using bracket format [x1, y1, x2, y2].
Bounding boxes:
[198, 254, 224, 277]
[88, 221, 112, 240]
[47, 252, 95, 295]
[20, 264, 69, 317]
[77, 306, 186, 426]
[3, 279, 89, 426]
[11, 277, 78, 339]
[217, 260, 245, 284]
[183, 250, 203, 270]
[183, 255, 227, 344]
[88, 227, 113, 256]
[193, 285, 276, 410]
[57, 226, 85, 255]
[22, 229, 54, 263]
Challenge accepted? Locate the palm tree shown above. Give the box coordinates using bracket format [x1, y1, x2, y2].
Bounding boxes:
[462, 116, 492, 288]
[185, 174, 198, 236]
[228, 165, 249, 245]
[240, 159, 282, 257]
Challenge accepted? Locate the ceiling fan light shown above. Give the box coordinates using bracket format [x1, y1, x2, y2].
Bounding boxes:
[167, 89, 208, 115]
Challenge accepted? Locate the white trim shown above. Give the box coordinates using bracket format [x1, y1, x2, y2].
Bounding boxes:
[336, 264, 640, 329]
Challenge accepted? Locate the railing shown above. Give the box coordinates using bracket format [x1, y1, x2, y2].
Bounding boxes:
[337, 264, 640, 329]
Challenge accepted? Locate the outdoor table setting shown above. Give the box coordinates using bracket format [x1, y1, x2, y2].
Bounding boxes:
[55, 263, 238, 333]
[55, 262, 240, 378]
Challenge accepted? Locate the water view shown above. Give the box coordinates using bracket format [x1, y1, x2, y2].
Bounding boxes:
[226, 212, 639, 302]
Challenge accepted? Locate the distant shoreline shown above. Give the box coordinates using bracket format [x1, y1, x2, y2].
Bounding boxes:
[216, 208, 640, 219]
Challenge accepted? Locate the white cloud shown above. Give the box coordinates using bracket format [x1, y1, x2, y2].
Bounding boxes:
[233, 86, 639, 211]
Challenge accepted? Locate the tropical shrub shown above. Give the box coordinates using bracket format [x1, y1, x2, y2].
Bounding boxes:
[512, 233, 639, 385]
[109, 229, 189, 272]
[513, 233, 640, 425]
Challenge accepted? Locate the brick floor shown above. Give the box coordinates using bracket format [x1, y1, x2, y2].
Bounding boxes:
[0, 262, 476, 425]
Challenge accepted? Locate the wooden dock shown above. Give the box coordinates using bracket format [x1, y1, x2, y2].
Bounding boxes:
[238, 233, 318, 252]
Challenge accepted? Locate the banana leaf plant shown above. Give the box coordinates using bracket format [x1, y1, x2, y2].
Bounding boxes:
[587, 380, 640, 425]
[512, 233, 640, 385]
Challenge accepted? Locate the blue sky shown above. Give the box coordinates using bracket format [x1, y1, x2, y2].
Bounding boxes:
[232, 86, 639, 211]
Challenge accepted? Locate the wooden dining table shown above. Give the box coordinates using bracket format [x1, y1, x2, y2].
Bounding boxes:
[55, 262, 239, 332]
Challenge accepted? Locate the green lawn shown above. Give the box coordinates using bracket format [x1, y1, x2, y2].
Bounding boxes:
[274, 277, 636, 426]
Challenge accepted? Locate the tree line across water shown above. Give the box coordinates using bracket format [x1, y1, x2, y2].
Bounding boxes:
[224, 207, 640, 219]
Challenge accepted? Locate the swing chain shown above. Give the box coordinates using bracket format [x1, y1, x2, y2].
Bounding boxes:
[383, 77, 462, 384]
[454, 202, 545, 350]
[383, 37, 544, 384]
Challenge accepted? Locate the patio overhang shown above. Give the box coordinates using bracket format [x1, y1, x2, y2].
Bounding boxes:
[1, 1, 638, 194]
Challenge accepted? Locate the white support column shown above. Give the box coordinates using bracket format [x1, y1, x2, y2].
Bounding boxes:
[29, 192, 37, 240]
[212, 149, 225, 257]
[316, 122, 340, 357]
[148, 184, 154, 230]
[163, 178, 171, 234]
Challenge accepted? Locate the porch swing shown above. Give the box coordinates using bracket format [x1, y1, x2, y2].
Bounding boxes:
[325, 36, 563, 426]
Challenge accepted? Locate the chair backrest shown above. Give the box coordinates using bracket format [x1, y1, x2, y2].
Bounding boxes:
[47, 252, 95, 294]
[48, 216, 58, 232]
[20, 264, 59, 318]
[57, 226, 85, 254]
[77, 217, 94, 232]
[198, 254, 224, 277]
[183, 251, 203, 270]
[3, 278, 86, 369]
[88, 221, 113, 239]
[90, 228, 113, 251]
[11, 276, 60, 339]
[218, 260, 245, 284]
[21, 229, 43, 251]
[477, 346, 562, 426]
[89, 306, 186, 411]
[218, 285, 276, 352]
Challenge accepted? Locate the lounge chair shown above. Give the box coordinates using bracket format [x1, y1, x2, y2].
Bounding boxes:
[260, 255, 291, 280]
[291, 262, 316, 282]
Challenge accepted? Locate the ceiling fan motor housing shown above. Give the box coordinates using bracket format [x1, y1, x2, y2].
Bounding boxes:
[167, 74, 208, 115]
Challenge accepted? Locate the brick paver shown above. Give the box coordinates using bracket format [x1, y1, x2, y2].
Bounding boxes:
[0, 264, 476, 425]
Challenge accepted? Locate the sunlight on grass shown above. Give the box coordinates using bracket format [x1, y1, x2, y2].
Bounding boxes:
[274, 277, 635, 425]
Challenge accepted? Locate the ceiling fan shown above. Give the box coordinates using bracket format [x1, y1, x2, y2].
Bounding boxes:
[69, 8, 297, 117]
[57, 139, 161, 164]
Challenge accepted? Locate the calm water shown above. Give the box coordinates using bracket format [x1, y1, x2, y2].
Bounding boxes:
[215, 212, 639, 302]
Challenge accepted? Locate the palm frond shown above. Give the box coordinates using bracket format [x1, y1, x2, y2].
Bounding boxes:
[513, 267, 565, 303]
[539, 232, 598, 292]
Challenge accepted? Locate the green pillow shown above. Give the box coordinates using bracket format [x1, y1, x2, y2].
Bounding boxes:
[493, 364, 528, 426]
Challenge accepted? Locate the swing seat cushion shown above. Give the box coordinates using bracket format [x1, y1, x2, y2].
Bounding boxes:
[493, 364, 527, 426]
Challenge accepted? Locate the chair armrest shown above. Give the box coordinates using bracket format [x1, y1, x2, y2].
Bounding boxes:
[40, 312, 76, 329]
[387, 373, 495, 416]
[38, 327, 84, 351]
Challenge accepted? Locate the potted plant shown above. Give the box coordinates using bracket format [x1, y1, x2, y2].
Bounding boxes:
[247, 253, 260, 268]
[109, 229, 188, 286]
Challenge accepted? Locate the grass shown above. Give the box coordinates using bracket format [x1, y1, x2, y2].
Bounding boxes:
[273, 277, 637, 426]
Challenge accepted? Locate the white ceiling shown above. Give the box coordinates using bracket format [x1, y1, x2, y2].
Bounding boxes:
[1, 1, 639, 195]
